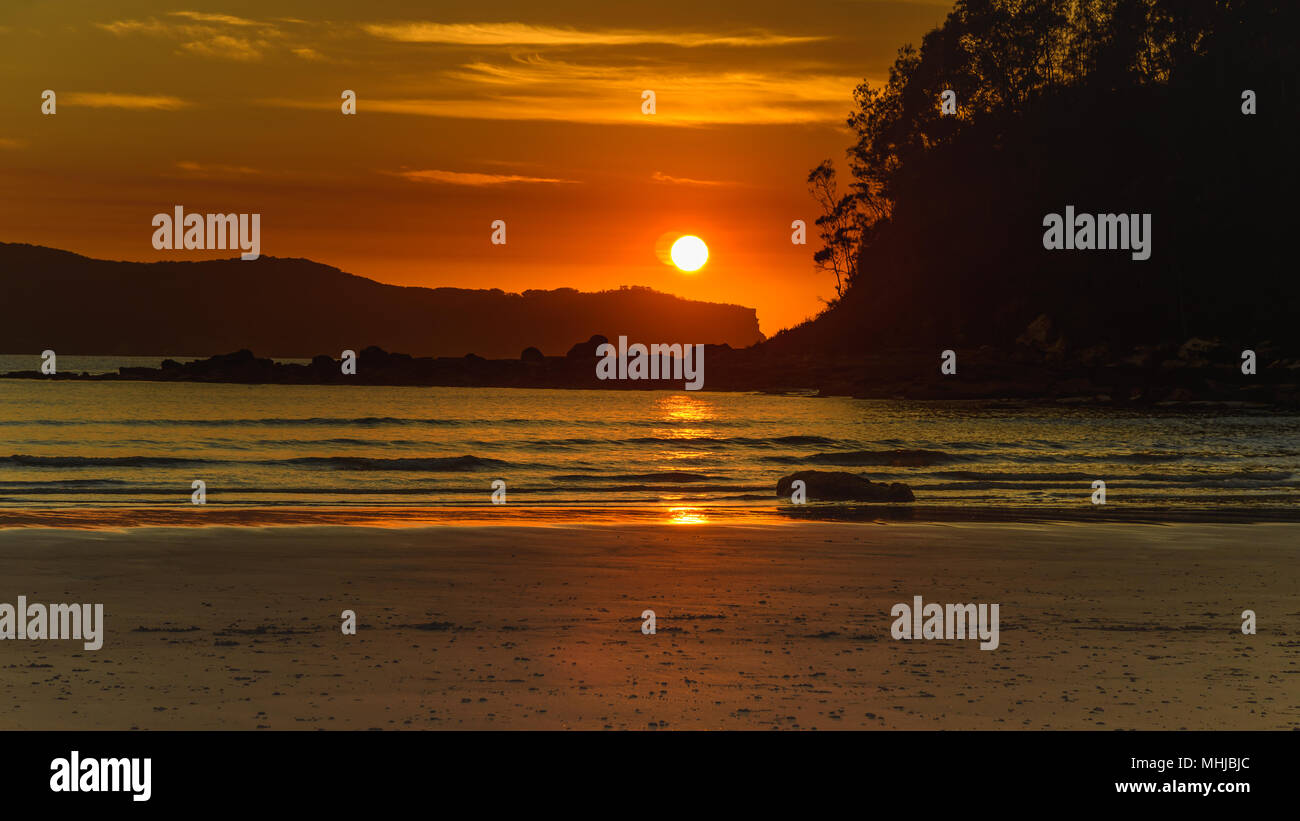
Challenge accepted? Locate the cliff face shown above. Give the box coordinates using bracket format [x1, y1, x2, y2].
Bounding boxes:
[0, 244, 763, 357]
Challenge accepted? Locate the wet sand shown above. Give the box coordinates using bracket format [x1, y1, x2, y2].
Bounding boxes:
[0, 521, 1295, 730]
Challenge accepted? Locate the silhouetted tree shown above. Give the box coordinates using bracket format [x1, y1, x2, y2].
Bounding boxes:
[795, 0, 1298, 353]
[807, 160, 862, 301]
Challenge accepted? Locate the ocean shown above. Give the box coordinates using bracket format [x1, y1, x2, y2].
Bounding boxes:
[2, 374, 1298, 520]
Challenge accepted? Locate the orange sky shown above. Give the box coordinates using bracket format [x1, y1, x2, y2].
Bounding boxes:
[0, 1, 952, 335]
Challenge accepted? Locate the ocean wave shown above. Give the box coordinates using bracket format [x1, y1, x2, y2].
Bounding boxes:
[764, 449, 958, 467]
[1, 454, 215, 467]
[0, 415, 772, 429]
[251, 437, 430, 446]
[2, 453, 510, 472]
[601, 484, 765, 493]
[1000, 452, 1193, 464]
[0, 478, 130, 487]
[282, 455, 508, 472]
[1104, 452, 1188, 464]
[173, 416, 465, 427]
[924, 469, 1296, 484]
[531, 434, 844, 448]
[550, 472, 720, 483]
[0, 416, 463, 427]
[0, 482, 765, 497]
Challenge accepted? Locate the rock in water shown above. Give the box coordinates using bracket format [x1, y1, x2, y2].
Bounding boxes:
[776, 471, 914, 502]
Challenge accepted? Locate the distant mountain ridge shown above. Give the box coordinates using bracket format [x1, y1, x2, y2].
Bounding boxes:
[0, 243, 763, 358]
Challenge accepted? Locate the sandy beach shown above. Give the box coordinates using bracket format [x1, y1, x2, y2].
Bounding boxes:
[0, 519, 1295, 730]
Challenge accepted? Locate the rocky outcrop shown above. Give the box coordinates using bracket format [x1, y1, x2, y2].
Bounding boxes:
[776, 471, 914, 502]
[566, 334, 609, 360]
[1015, 313, 1067, 362]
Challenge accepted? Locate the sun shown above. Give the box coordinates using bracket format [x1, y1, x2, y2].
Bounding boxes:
[670, 235, 708, 272]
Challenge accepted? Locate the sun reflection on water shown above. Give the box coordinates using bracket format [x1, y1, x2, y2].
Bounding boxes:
[666, 506, 709, 525]
[653, 394, 718, 441]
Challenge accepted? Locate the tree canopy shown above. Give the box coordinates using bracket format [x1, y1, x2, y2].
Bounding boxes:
[796, 0, 1297, 354]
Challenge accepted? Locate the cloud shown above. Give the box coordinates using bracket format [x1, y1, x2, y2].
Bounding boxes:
[175, 160, 259, 176]
[95, 13, 287, 61]
[651, 171, 731, 186]
[291, 47, 325, 61]
[261, 52, 862, 126]
[180, 34, 264, 61]
[392, 169, 579, 186]
[167, 11, 261, 27]
[419, 55, 856, 124]
[362, 22, 825, 48]
[0, 138, 25, 149]
[95, 19, 171, 36]
[62, 92, 191, 110]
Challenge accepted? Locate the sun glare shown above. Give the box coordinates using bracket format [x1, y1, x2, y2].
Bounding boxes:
[670, 235, 709, 272]
[667, 507, 709, 525]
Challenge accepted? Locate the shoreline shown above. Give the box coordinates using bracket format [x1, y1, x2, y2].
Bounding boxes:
[2, 503, 1300, 530]
[5, 345, 1296, 407]
[3, 371, 1292, 410]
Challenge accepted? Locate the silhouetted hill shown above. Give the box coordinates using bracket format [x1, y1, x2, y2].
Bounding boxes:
[767, 0, 1299, 362]
[0, 244, 763, 357]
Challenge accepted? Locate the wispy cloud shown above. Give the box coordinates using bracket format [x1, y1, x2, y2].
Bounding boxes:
[95, 12, 289, 61]
[261, 53, 860, 126]
[175, 160, 259, 176]
[95, 19, 171, 36]
[392, 169, 579, 186]
[0, 138, 25, 149]
[180, 34, 264, 61]
[651, 171, 731, 186]
[362, 22, 824, 48]
[63, 92, 191, 110]
[167, 11, 261, 27]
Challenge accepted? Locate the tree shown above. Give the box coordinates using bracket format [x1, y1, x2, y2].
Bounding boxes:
[794, 0, 1299, 351]
[807, 160, 863, 302]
